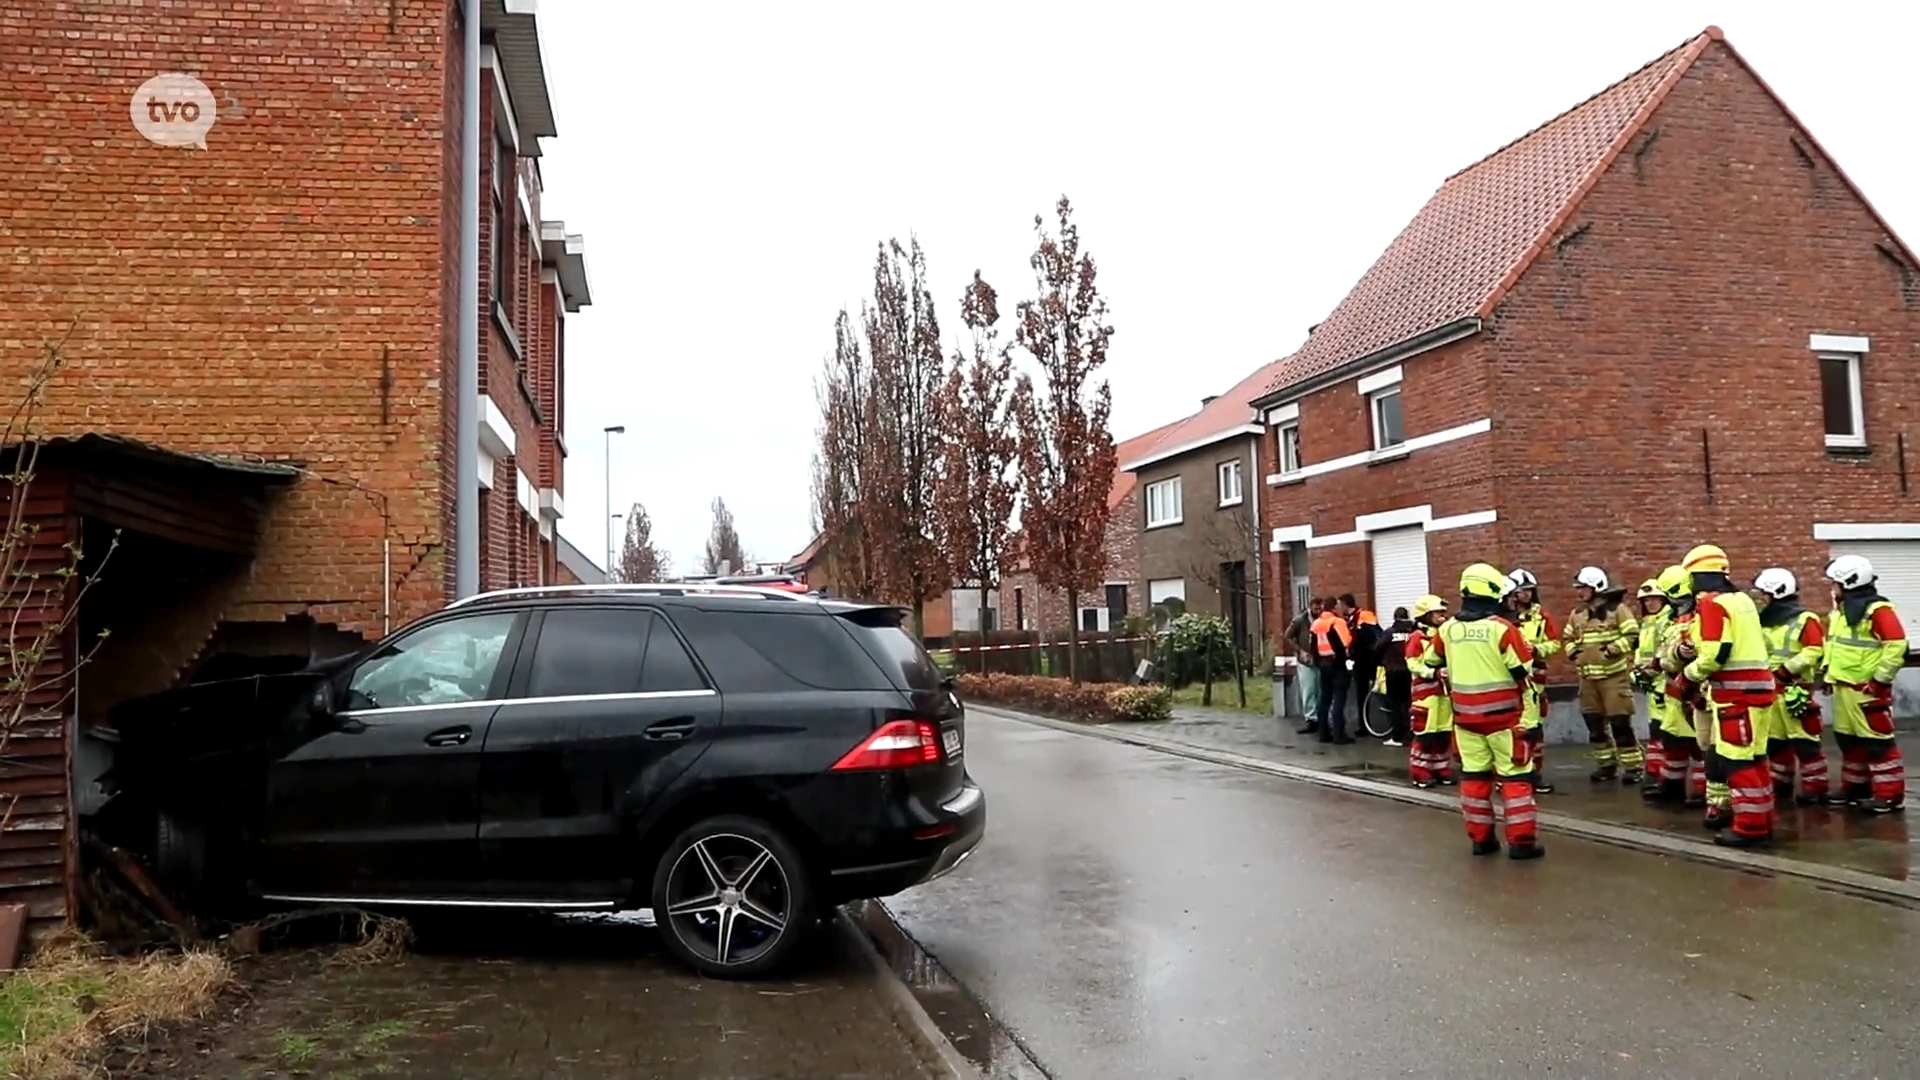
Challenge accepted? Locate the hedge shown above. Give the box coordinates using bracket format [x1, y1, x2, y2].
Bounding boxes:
[954, 673, 1172, 723]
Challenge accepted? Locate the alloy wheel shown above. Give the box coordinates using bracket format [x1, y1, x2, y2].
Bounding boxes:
[663, 832, 792, 967]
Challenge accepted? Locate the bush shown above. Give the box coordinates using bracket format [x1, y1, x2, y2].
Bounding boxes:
[1107, 685, 1173, 722]
[954, 673, 1116, 722]
[1155, 613, 1236, 686]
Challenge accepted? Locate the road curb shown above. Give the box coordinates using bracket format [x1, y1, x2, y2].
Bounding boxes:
[974, 705, 1920, 909]
[836, 908, 982, 1080]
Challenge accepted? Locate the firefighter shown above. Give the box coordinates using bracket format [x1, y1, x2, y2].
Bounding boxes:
[1431, 563, 1542, 859]
[1405, 594, 1455, 788]
[1752, 568, 1830, 805]
[1823, 555, 1907, 813]
[1654, 564, 1707, 807]
[1631, 577, 1671, 798]
[1668, 544, 1777, 847]
[1563, 566, 1644, 784]
[1505, 569, 1560, 794]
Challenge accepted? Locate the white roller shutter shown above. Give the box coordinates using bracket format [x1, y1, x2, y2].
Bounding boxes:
[1824, 541, 1920, 641]
[1370, 526, 1430, 620]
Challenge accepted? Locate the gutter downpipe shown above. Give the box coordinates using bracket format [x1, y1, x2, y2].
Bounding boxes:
[455, 0, 481, 599]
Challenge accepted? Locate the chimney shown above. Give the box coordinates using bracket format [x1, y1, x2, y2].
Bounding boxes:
[1201, 395, 1219, 407]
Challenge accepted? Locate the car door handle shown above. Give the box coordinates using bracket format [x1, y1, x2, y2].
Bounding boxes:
[644, 717, 698, 742]
[424, 725, 472, 747]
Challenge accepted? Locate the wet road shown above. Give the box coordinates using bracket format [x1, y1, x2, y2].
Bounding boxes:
[887, 712, 1920, 1079]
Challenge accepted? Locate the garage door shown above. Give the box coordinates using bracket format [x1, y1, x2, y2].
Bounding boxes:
[1825, 541, 1920, 640]
[1370, 526, 1430, 621]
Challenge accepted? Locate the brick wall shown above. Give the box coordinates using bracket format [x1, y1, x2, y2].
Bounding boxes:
[998, 510, 1140, 635]
[1134, 438, 1263, 638]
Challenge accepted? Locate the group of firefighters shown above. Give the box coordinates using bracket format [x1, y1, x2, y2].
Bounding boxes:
[1398, 544, 1907, 858]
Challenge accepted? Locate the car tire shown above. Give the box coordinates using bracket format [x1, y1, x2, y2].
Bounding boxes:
[650, 814, 812, 979]
[153, 809, 209, 906]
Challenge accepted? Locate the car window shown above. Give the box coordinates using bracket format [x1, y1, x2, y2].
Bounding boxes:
[641, 619, 709, 692]
[526, 608, 652, 698]
[842, 611, 945, 691]
[346, 612, 516, 711]
[669, 607, 886, 692]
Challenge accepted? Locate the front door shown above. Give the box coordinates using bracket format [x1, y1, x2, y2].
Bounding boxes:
[256, 609, 524, 899]
[479, 606, 719, 901]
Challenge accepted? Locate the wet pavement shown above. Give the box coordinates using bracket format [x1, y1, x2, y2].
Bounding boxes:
[886, 710, 1920, 1079]
[1125, 705, 1919, 882]
[107, 913, 950, 1079]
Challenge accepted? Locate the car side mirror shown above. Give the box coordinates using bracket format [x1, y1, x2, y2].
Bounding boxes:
[306, 682, 334, 718]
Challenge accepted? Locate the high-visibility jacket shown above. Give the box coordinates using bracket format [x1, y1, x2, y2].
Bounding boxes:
[1564, 600, 1639, 679]
[1406, 627, 1455, 732]
[1682, 591, 1777, 708]
[1761, 608, 1825, 686]
[1310, 612, 1352, 662]
[1433, 613, 1533, 734]
[1637, 606, 1674, 720]
[1825, 598, 1907, 688]
[1516, 603, 1561, 665]
[1657, 607, 1699, 737]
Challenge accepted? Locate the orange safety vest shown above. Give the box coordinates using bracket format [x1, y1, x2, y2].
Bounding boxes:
[1311, 612, 1352, 658]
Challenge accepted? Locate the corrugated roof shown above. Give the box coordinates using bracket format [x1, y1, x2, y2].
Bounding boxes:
[1259, 28, 1716, 400]
[1120, 357, 1290, 472]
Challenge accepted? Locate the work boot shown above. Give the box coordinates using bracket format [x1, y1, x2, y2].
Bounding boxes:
[1470, 839, 1501, 856]
[1438, 775, 1458, 787]
[1621, 768, 1644, 786]
[1297, 722, 1319, 736]
[1507, 843, 1546, 860]
[1713, 832, 1771, 849]
[1640, 772, 1663, 796]
[1332, 734, 1356, 746]
[1702, 806, 1732, 831]
[1774, 781, 1794, 801]
[1532, 773, 1555, 795]
[1795, 790, 1829, 807]
[1827, 790, 1861, 809]
[1862, 797, 1905, 815]
[1590, 763, 1618, 783]
[1411, 779, 1433, 790]
[1684, 795, 1706, 809]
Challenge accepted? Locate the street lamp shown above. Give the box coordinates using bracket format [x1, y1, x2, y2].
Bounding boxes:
[603, 424, 625, 574]
[609, 513, 623, 581]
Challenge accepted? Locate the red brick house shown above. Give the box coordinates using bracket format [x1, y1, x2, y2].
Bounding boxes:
[0, 1, 590, 929]
[1253, 27, 1920, 688]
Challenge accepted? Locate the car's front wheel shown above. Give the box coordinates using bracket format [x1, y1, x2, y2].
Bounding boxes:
[650, 815, 812, 978]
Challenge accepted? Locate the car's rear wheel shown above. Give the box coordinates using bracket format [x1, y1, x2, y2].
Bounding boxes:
[650, 815, 812, 979]
[153, 809, 209, 907]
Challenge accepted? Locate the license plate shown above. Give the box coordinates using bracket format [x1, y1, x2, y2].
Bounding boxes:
[942, 727, 962, 759]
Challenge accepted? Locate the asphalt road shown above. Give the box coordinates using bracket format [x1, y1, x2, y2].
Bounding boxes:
[886, 712, 1920, 1079]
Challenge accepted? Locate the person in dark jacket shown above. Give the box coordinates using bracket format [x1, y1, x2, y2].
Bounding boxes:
[1381, 607, 1416, 746]
[1338, 594, 1382, 721]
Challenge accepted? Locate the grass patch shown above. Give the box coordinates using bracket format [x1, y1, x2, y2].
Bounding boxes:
[356, 1019, 414, 1052]
[0, 931, 231, 1079]
[1168, 677, 1273, 713]
[276, 1030, 319, 1066]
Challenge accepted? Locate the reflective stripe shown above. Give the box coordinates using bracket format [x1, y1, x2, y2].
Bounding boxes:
[1459, 795, 1493, 809]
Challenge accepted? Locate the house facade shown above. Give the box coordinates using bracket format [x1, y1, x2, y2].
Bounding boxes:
[0, 0, 590, 930]
[1252, 28, 1920, 706]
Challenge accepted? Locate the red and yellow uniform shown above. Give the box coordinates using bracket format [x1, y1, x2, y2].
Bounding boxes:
[1513, 600, 1559, 792]
[1669, 545, 1778, 846]
[1824, 589, 1907, 811]
[1758, 598, 1828, 803]
[1632, 579, 1671, 796]
[1405, 594, 1454, 788]
[1654, 570, 1707, 806]
[1432, 564, 1541, 859]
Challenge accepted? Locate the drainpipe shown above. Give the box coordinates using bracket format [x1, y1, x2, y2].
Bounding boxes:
[454, 0, 481, 599]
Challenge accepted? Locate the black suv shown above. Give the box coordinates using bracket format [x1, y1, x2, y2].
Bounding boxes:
[107, 584, 985, 977]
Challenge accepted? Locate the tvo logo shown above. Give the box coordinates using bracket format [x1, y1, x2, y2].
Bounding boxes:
[131, 73, 217, 149]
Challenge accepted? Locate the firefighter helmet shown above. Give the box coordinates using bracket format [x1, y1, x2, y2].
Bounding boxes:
[1461, 563, 1509, 601]
[1753, 567, 1796, 600]
[1825, 554, 1875, 590]
[1574, 566, 1610, 592]
[1507, 568, 1538, 591]
[1636, 577, 1661, 599]
[1655, 563, 1693, 599]
[1412, 593, 1448, 619]
[1682, 544, 1730, 574]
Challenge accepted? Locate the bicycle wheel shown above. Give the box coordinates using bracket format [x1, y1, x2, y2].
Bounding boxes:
[1361, 688, 1395, 738]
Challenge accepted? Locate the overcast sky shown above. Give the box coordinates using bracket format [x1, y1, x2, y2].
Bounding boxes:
[536, 1, 1919, 574]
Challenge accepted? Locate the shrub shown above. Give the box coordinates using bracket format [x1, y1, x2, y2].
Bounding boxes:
[1155, 613, 1236, 686]
[1107, 685, 1172, 722]
[954, 672, 1129, 723]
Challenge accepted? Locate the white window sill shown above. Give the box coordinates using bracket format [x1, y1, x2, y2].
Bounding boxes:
[1368, 445, 1410, 465]
[1266, 471, 1305, 487]
[1824, 434, 1867, 451]
[1146, 518, 1184, 530]
[1218, 496, 1244, 509]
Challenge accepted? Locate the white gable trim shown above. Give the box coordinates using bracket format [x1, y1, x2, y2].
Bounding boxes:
[1268, 506, 1497, 552]
[1356, 365, 1403, 396]
[1814, 522, 1920, 541]
[1809, 334, 1869, 354]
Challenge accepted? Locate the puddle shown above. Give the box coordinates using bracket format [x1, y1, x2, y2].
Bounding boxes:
[851, 900, 1053, 1080]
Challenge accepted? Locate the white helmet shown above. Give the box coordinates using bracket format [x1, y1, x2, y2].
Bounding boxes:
[1574, 566, 1610, 592]
[1753, 567, 1796, 600]
[1507, 568, 1538, 592]
[1826, 554, 1875, 590]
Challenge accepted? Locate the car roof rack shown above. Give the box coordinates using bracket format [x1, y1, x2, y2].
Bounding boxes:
[445, 583, 812, 609]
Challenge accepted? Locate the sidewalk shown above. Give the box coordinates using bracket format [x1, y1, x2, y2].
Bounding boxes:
[973, 701, 1919, 896]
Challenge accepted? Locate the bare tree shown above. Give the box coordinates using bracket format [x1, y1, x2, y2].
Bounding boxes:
[703, 497, 746, 575]
[934, 272, 1018, 670]
[616, 503, 669, 583]
[811, 309, 879, 600]
[1011, 197, 1118, 683]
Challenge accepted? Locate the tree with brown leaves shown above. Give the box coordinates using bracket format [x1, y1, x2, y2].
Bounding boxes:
[861, 238, 949, 636]
[616, 503, 670, 583]
[811, 308, 880, 600]
[703, 497, 747, 576]
[934, 272, 1018, 670]
[1010, 197, 1118, 683]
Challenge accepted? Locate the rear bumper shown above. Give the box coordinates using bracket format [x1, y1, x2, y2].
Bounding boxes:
[822, 781, 985, 902]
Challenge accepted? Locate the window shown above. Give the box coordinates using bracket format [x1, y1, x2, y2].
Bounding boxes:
[1370, 387, 1406, 451]
[1148, 578, 1186, 604]
[641, 619, 709, 692]
[1079, 607, 1109, 632]
[523, 609, 652, 698]
[672, 608, 885, 692]
[1820, 352, 1865, 448]
[1278, 422, 1302, 476]
[843, 609, 947, 691]
[1217, 459, 1243, 506]
[346, 612, 517, 712]
[1105, 583, 1129, 618]
[1145, 476, 1183, 527]
[490, 136, 513, 309]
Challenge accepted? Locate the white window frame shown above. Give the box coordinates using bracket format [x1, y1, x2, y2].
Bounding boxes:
[1148, 577, 1187, 604]
[1217, 459, 1244, 507]
[1277, 421, 1302, 477]
[1145, 476, 1183, 528]
[1369, 386, 1406, 453]
[1818, 350, 1865, 450]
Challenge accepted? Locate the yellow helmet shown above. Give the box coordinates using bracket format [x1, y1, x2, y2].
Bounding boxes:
[1636, 577, 1661, 599]
[1655, 563, 1692, 599]
[1412, 593, 1448, 619]
[1460, 562, 1509, 601]
[1682, 544, 1730, 575]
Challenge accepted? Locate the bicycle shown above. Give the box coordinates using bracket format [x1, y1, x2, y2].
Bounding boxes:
[1361, 666, 1396, 739]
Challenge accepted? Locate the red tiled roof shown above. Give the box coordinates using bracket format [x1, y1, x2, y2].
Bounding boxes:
[1120, 357, 1291, 472]
[1108, 419, 1186, 509]
[1259, 28, 1717, 400]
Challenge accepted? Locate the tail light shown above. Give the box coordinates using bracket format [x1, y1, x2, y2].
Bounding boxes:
[832, 719, 940, 771]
